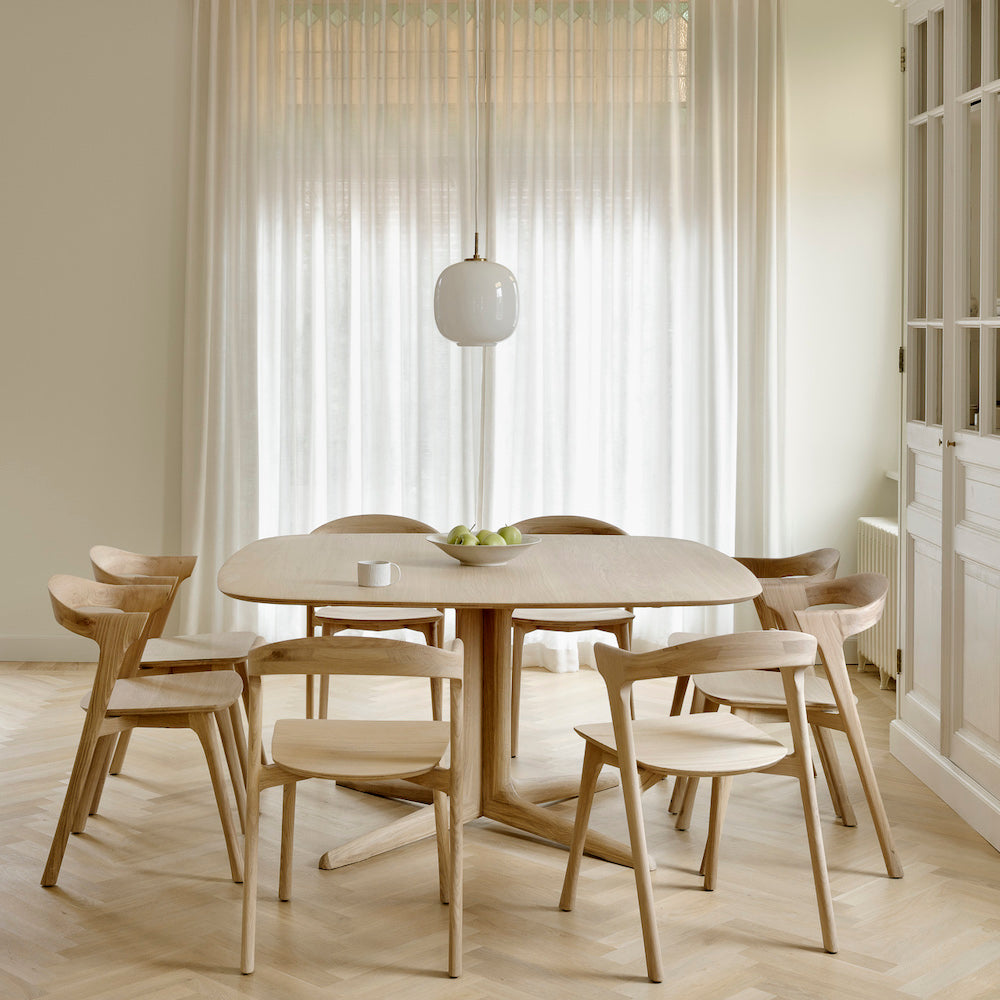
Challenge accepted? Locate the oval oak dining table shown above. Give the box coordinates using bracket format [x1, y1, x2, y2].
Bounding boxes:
[218, 532, 760, 870]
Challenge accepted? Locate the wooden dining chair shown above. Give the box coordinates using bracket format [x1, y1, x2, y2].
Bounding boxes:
[678, 573, 902, 879]
[559, 630, 836, 982]
[43, 575, 245, 887]
[667, 547, 840, 813]
[307, 515, 445, 721]
[241, 635, 465, 977]
[509, 515, 634, 757]
[89, 545, 263, 782]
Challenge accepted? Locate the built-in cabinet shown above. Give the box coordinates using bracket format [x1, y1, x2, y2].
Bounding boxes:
[894, 0, 1000, 851]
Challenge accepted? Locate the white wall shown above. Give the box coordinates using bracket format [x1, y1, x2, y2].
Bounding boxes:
[0, 1, 192, 658]
[0, 0, 902, 659]
[783, 0, 904, 568]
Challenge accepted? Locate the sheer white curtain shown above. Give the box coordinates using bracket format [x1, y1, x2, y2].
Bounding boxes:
[182, 0, 786, 662]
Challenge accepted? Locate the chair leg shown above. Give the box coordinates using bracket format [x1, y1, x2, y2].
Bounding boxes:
[191, 713, 244, 884]
[675, 695, 718, 830]
[305, 675, 316, 719]
[669, 674, 690, 717]
[75, 733, 116, 832]
[702, 775, 733, 891]
[318, 675, 331, 720]
[42, 718, 106, 886]
[559, 741, 604, 912]
[669, 686, 704, 816]
[233, 659, 263, 769]
[813, 724, 856, 827]
[782, 670, 838, 954]
[510, 624, 527, 758]
[279, 782, 297, 901]
[448, 687, 465, 980]
[241, 757, 261, 973]
[434, 789, 450, 904]
[229, 700, 249, 783]
[108, 731, 132, 775]
[216, 709, 247, 832]
[426, 620, 445, 722]
[838, 701, 904, 878]
[618, 737, 664, 982]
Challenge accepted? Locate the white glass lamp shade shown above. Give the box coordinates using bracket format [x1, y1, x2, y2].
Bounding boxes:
[434, 258, 519, 347]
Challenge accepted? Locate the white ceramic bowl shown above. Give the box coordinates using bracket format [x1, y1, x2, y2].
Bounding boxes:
[427, 533, 540, 566]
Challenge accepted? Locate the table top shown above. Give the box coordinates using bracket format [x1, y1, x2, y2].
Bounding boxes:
[218, 533, 761, 610]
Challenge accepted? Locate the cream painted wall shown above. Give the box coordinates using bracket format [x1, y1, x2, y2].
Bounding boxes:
[0, 0, 902, 659]
[783, 0, 904, 569]
[0, 1, 192, 658]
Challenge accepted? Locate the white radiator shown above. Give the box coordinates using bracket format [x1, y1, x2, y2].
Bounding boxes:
[856, 516, 899, 689]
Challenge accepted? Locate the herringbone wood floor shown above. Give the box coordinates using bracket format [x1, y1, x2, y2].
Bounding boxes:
[3, 658, 999, 999]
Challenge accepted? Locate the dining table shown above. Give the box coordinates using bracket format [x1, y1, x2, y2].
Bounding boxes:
[218, 531, 761, 870]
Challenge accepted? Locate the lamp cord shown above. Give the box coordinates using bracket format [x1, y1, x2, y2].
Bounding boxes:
[473, 0, 481, 257]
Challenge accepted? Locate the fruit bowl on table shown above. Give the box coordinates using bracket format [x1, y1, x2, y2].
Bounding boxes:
[426, 533, 541, 566]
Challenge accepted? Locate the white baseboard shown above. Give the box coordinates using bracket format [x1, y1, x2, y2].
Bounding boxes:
[890, 720, 1000, 852]
[0, 634, 95, 662]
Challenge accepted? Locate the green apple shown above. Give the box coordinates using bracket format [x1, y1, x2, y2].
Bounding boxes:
[476, 528, 495, 543]
[497, 524, 522, 545]
[456, 532, 479, 546]
[447, 524, 471, 544]
[480, 531, 506, 546]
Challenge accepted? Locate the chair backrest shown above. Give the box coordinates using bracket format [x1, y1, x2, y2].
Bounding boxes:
[512, 515, 627, 536]
[246, 635, 464, 772]
[759, 573, 888, 681]
[249, 634, 464, 681]
[595, 630, 818, 700]
[90, 545, 198, 639]
[49, 574, 173, 712]
[735, 548, 840, 630]
[310, 515, 438, 535]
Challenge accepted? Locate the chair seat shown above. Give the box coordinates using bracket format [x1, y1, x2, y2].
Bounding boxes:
[272, 718, 451, 780]
[575, 713, 789, 777]
[513, 607, 634, 629]
[694, 669, 844, 711]
[141, 631, 261, 667]
[313, 606, 444, 626]
[82, 671, 244, 716]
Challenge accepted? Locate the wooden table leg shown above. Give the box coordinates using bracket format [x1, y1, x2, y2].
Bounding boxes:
[477, 608, 649, 870]
[316, 605, 641, 872]
[318, 807, 438, 870]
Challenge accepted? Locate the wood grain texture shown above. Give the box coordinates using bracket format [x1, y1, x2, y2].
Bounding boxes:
[689, 573, 902, 880]
[509, 516, 635, 758]
[241, 636, 465, 977]
[305, 516, 444, 720]
[3, 657, 1000, 997]
[42, 576, 245, 888]
[219, 534, 761, 872]
[560, 631, 835, 981]
[218, 533, 762, 610]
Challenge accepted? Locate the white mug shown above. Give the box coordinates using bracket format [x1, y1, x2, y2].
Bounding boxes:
[357, 560, 401, 587]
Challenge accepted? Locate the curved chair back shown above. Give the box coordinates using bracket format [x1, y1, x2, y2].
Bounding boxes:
[90, 546, 197, 639]
[310, 514, 437, 534]
[760, 572, 888, 674]
[513, 515, 627, 536]
[736, 548, 840, 630]
[49, 574, 172, 701]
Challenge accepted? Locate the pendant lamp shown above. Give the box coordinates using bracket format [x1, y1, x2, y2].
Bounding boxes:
[434, 1, 518, 347]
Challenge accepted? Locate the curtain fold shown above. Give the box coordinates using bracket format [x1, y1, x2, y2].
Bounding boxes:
[182, 0, 787, 662]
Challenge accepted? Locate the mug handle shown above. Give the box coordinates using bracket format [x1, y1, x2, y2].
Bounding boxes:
[389, 562, 401, 584]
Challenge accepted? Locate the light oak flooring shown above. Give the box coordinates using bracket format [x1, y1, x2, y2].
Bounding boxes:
[2, 658, 999, 999]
